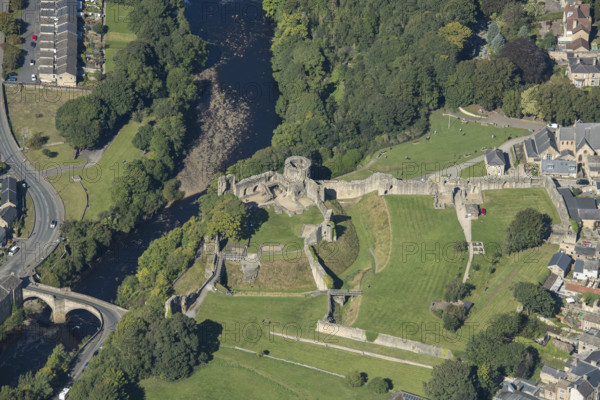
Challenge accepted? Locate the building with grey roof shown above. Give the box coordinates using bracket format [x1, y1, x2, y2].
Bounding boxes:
[574, 259, 600, 280]
[558, 188, 598, 222]
[1, 177, 17, 210]
[485, 149, 506, 175]
[548, 252, 573, 277]
[567, 56, 600, 87]
[524, 128, 560, 163]
[541, 159, 577, 177]
[574, 244, 599, 259]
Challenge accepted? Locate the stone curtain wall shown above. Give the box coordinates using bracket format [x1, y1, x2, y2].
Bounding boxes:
[304, 245, 328, 291]
[316, 320, 451, 359]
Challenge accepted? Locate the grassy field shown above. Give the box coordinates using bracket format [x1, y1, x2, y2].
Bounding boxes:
[459, 160, 486, 179]
[195, 293, 433, 396]
[5, 88, 88, 170]
[47, 119, 143, 220]
[341, 110, 530, 181]
[471, 189, 561, 246]
[174, 261, 205, 295]
[225, 258, 316, 293]
[245, 206, 322, 251]
[140, 346, 391, 400]
[104, 3, 136, 73]
[339, 194, 391, 289]
[352, 196, 468, 352]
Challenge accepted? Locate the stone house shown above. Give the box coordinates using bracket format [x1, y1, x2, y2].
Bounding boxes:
[580, 311, 600, 330]
[485, 149, 506, 176]
[542, 159, 577, 178]
[524, 128, 560, 163]
[567, 56, 600, 87]
[558, 122, 600, 166]
[574, 259, 600, 280]
[562, 3, 592, 45]
[548, 252, 573, 277]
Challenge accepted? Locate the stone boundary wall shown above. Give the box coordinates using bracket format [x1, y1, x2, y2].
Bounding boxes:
[304, 245, 328, 291]
[316, 320, 451, 359]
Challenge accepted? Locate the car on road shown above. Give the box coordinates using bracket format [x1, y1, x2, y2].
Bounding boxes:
[58, 387, 70, 400]
[576, 179, 590, 186]
[31, 74, 36, 81]
[84, 362, 89, 370]
[29, 60, 34, 66]
[8, 246, 19, 256]
[50, 220, 57, 228]
[32, 34, 37, 41]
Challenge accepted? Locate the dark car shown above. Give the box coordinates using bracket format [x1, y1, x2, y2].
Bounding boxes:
[576, 179, 590, 185]
[30, 42, 36, 48]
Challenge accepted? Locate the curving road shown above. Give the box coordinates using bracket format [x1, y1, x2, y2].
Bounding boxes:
[0, 82, 64, 279]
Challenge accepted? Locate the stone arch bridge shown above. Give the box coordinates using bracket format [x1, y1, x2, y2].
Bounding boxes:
[22, 283, 127, 324]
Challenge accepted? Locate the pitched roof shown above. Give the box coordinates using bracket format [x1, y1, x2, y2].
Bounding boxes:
[575, 379, 595, 397]
[0, 206, 18, 225]
[578, 208, 600, 221]
[534, 127, 556, 154]
[524, 138, 538, 159]
[559, 188, 599, 220]
[1, 177, 17, 206]
[567, 37, 590, 51]
[575, 245, 598, 257]
[575, 259, 585, 273]
[561, 121, 600, 150]
[541, 159, 576, 175]
[548, 252, 572, 272]
[541, 365, 568, 380]
[486, 149, 505, 166]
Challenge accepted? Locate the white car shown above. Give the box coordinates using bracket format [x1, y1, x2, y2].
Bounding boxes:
[59, 387, 70, 400]
[50, 220, 57, 228]
[8, 245, 19, 256]
[29, 60, 34, 66]
[31, 74, 36, 81]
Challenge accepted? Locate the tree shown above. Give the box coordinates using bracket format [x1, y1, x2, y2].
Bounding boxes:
[200, 194, 248, 240]
[518, 25, 529, 38]
[540, 31, 557, 49]
[503, 89, 522, 118]
[424, 360, 478, 400]
[438, 22, 472, 51]
[2, 44, 21, 73]
[521, 85, 541, 117]
[502, 2, 528, 40]
[486, 21, 499, 44]
[56, 95, 116, 150]
[499, 38, 552, 84]
[474, 58, 520, 110]
[0, 12, 18, 35]
[26, 132, 48, 150]
[486, 312, 524, 339]
[345, 370, 366, 387]
[9, 0, 23, 10]
[505, 208, 551, 254]
[368, 377, 391, 394]
[443, 278, 472, 302]
[92, 23, 105, 34]
[491, 33, 505, 52]
[132, 124, 155, 151]
[513, 282, 560, 317]
[481, 0, 507, 17]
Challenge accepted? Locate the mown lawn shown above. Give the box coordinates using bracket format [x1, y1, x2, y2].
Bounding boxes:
[341, 109, 530, 181]
[141, 347, 391, 400]
[352, 196, 468, 352]
[339, 193, 391, 289]
[47, 119, 143, 221]
[245, 206, 322, 252]
[5, 87, 88, 170]
[194, 294, 433, 396]
[459, 160, 486, 179]
[104, 3, 136, 73]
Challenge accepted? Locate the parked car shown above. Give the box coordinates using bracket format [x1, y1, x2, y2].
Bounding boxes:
[31, 74, 36, 81]
[8, 246, 19, 256]
[58, 387, 70, 400]
[576, 179, 590, 185]
[32, 34, 37, 41]
[29, 60, 34, 66]
[481, 208, 487, 215]
[30, 42, 35, 48]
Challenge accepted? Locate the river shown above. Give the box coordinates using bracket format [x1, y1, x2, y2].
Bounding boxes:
[0, 0, 279, 385]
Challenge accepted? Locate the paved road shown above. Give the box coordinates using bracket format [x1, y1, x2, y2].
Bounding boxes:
[0, 83, 63, 278]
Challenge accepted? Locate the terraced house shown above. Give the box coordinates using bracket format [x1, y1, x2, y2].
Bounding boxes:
[38, 0, 79, 86]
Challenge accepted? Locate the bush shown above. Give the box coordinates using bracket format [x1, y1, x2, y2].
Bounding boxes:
[345, 370, 366, 387]
[324, 274, 334, 289]
[365, 330, 378, 342]
[489, 266, 496, 274]
[443, 278, 473, 302]
[572, 188, 582, 196]
[472, 263, 481, 271]
[368, 377, 391, 394]
[26, 132, 48, 150]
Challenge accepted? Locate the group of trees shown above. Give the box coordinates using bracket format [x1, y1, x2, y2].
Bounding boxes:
[0, 344, 72, 400]
[505, 208, 552, 254]
[425, 312, 550, 399]
[68, 299, 220, 399]
[345, 370, 391, 394]
[0, 10, 23, 75]
[513, 282, 560, 317]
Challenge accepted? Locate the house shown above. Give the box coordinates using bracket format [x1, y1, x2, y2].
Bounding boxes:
[542, 159, 577, 177]
[524, 128, 560, 163]
[544, 273, 564, 293]
[558, 122, 600, 165]
[574, 244, 598, 260]
[567, 56, 600, 87]
[574, 259, 600, 280]
[578, 209, 600, 230]
[538, 378, 570, 400]
[485, 149, 507, 175]
[540, 365, 569, 384]
[578, 332, 600, 353]
[588, 156, 600, 178]
[561, 3, 592, 45]
[494, 379, 541, 400]
[1, 177, 18, 209]
[38, 0, 79, 86]
[0, 275, 22, 325]
[581, 311, 600, 330]
[548, 252, 573, 277]
[0, 206, 18, 228]
[558, 188, 598, 225]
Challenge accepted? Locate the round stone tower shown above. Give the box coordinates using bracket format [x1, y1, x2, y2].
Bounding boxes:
[284, 156, 311, 183]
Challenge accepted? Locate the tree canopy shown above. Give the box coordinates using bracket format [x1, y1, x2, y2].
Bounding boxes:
[505, 208, 551, 254]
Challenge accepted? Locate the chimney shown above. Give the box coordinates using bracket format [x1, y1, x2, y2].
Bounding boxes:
[584, 374, 590, 381]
